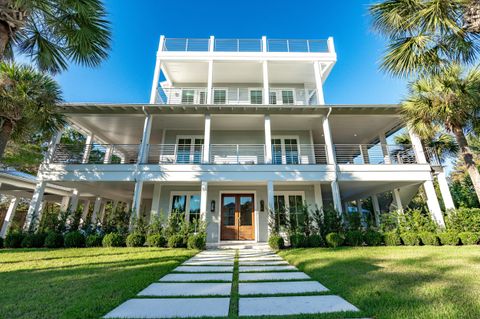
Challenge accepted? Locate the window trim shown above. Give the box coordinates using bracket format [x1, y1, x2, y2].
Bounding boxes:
[248, 88, 263, 105]
[270, 88, 296, 105]
[169, 191, 201, 222]
[273, 191, 305, 228]
[271, 135, 301, 164]
[213, 88, 228, 104]
[175, 135, 204, 164]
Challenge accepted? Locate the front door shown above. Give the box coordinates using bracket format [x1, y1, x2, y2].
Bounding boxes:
[221, 194, 255, 240]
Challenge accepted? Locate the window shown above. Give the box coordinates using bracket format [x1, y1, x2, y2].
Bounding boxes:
[214, 89, 227, 104]
[170, 192, 201, 222]
[171, 195, 187, 213]
[250, 90, 263, 104]
[284, 139, 299, 164]
[281, 90, 294, 104]
[181, 89, 195, 104]
[188, 195, 201, 222]
[273, 192, 305, 231]
[199, 91, 206, 104]
[176, 137, 204, 164]
[269, 92, 277, 105]
[271, 137, 300, 164]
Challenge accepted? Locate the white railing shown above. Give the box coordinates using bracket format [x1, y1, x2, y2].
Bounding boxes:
[52, 144, 140, 164]
[272, 144, 328, 165]
[267, 39, 328, 53]
[214, 39, 263, 52]
[210, 144, 266, 164]
[162, 38, 210, 51]
[147, 144, 204, 164]
[334, 144, 418, 165]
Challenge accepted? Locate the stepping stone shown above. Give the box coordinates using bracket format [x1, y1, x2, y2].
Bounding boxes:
[240, 272, 310, 281]
[183, 260, 234, 266]
[239, 265, 297, 272]
[138, 282, 231, 296]
[103, 298, 230, 318]
[239, 295, 359, 316]
[239, 260, 289, 266]
[160, 273, 232, 282]
[239, 257, 284, 262]
[173, 266, 233, 273]
[239, 281, 328, 295]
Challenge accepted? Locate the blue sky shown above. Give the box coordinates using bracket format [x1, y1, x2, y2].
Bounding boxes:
[55, 0, 407, 105]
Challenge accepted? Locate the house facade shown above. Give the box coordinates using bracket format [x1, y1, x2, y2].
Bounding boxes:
[20, 36, 455, 244]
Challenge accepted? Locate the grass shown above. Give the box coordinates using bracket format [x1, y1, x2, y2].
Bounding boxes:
[279, 246, 480, 319]
[0, 247, 196, 319]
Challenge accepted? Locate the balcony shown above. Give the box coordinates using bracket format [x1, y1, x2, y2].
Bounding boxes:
[156, 87, 319, 105]
[50, 143, 439, 166]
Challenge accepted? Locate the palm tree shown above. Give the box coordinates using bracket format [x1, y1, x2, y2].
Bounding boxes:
[401, 64, 480, 200]
[0, 0, 111, 73]
[370, 0, 480, 77]
[0, 62, 65, 159]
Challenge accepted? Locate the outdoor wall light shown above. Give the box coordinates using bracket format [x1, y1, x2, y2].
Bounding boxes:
[210, 200, 215, 212]
[260, 200, 265, 212]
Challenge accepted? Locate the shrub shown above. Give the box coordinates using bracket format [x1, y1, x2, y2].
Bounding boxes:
[445, 208, 480, 233]
[289, 233, 307, 248]
[86, 234, 104, 247]
[168, 234, 186, 248]
[325, 232, 344, 248]
[268, 234, 285, 250]
[384, 231, 402, 246]
[126, 233, 146, 247]
[363, 230, 383, 246]
[438, 232, 459, 246]
[419, 232, 440, 246]
[187, 233, 206, 250]
[307, 234, 324, 247]
[0, 237, 3, 248]
[21, 232, 47, 248]
[44, 232, 64, 248]
[146, 234, 167, 247]
[102, 232, 125, 247]
[344, 230, 363, 246]
[401, 232, 420, 246]
[4, 231, 25, 248]
[64, 231, 86, 248]
[458, 232, 479, 245]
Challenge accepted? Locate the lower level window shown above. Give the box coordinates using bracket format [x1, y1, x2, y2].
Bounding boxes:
[170, 193, 201, 222]
[273, 192, 305, 230]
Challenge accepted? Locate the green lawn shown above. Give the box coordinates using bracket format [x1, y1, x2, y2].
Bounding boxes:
[279, 246, 480, 319]
[0, 247, 197, 319]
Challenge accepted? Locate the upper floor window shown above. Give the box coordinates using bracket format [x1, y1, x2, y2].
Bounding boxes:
[214, 89, 227, 104]
[281, 90, 294, 104]
[250, 90, 263, 104]
[176, 136, 204, 164]
[272, 137, 299, 164]
[269, 92, 277, 104]
[181, 89, 195, 104]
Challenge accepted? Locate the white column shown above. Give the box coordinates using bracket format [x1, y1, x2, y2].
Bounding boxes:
[313, 61, 325, 105]
[45, 130, 62, 163]
[69, 189, 79, 212]
[149, 35, 165, 104]
[393, 188, 403, 212]
[125, 201, 131, 213]
[1, 197, 19, 237]
[331, 181, 343, 213]
[207, 60, 213, 104]
[379, 132, 391, 164]
[138, 114, 153, 163]
[99, 202, 107, 223]
[60, 196, 70, 212]
[322, 115, 336, 165]
[356, 199, 363, 213]
[103, 145, 113, 164]
[112, 200, 119, 214]
[262, 61, 269, 104]
[313, 183, 323, 211]
[200, 181, 208, 222]
[91, 197, 102, 223]
[267, 181, 274, 236]
[372, 194, 381, 226]
[132, 181, 144, 220]
[150, 183, 162, 217]
[209, 35, 215, 52]
[264, 115, 272, 164]
[82, 133, 95, 164]
[262, 35, 267, 52]
[24, 181, 47, 231]
[423, 180, 445, 227]
[408, 128, 427, 163]
[437, 171, 455, 210]
[81, 199, 90, 222]
[203, 114, 211, 163]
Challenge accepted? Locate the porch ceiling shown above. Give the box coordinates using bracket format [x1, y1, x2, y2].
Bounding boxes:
[339, 181, 421, 201]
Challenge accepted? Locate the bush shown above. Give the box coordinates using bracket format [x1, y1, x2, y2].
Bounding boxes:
[344, 230, 363, 246]
[363, 230, 383, 246]
[64, 231, 86, 248]
[268, 234, 285, 250]
[325, 232, 344, 248]
[289, 233, 307, 248]
[401, 232, 420, 246]
[0, 237, 3, 248]
[102, 233, 125, 247]
[44, 232, 64, 248]
[4, 231, 25, 248]
[187, 233, 206, 250]
[438, 232, 459, 246]
[307, 234, 324, 247]
[146, 234, 167, 247]
[168, 234, 186, 248]
[384, 231, 402, 246]
[86, 234, 104, 247]
[419, 232, 440, 246]
[458, 232, 479, 245]
[445, 208, 480, 233]
[126, 233, 146, 247]
[21, 232, 46, 248]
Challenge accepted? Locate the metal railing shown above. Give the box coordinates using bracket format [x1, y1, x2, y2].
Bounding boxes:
[52, 144, 140, 164]
[214, 38, 263, 52]
[162, 38, 210, 51]
[147, 144, 204, 164]
[210, 144, 266, 164]
[424, 147, 441, 166]
[156, 87, 319, 105]
[272, 144, 328, 165]
[334, 144, 418, 165]
[267, 39, 329, 53]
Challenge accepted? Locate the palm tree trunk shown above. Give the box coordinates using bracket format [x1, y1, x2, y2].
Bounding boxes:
[0, 118, 13, 160]
[453, 126, 480, 201]
[0, 20, 9, 60]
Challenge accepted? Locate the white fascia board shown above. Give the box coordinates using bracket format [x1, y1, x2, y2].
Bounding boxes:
[337, 164, 433, 182]
[157, 52, 337, 62]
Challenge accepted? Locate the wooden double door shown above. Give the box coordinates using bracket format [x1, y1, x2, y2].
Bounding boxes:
[221, 194, 255, 240]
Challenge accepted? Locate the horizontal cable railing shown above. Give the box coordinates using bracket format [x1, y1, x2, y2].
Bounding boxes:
[156, 87, 208, 105]
[272, 144, 328, 165]
[162, 38, 210, 51]
[334, 144, 417, 165]
[424, 147, 441, 166]
[147, 144, 204, 164]
[214, 38, 263, 52]
[267, 39, 329, 52]
[210, 144, 266, 164]
[52, 144, 140, 164]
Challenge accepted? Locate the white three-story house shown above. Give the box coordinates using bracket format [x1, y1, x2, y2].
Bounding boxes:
[22, 36, 455, 244]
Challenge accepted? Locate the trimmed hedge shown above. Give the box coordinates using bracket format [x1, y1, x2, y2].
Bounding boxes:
[307, 234, 324, 247]
[345, 230, 363, 246]
[384, 231, 402, 246]
[102, 233, 125, 247]
[4, 231, 24, 248]
[86, 234, 104, 247]
[0, 236, 3, 248]
[21, 232, 46, 248]
[325, 232, 344, 248]
[146, 234, 167, 247]
[458, 232, 479, 245]
[64, 231, 86, 248]
[168, 234, 186, 248]
[363, 230, 383, 246]
[419, 232, 440, 246]
[268, 234, 285, 250]
[438, 232, 459, 246]
[126, 233, 146, 247]
[187, 233, 207, 250]
[289, 233, 307, 248]
[401, 232, 421, 246]
[44, 232, 64, 248]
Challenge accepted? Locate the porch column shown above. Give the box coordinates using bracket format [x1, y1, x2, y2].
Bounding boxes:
[437, 171, 455, 210]
[262, 60, 269, 104]
[264, 115, 272, 164]
[131, 181, 144, 222]
[371, 194, 381, 226]
[45, 130, 63, 163]
[331, 181, 343, 213]
[24, 181, 47, 231]
[313, 183, 323, 211]
[267, 181, 274, 236]
[60, 196, 70, 212]
[408, 129, 427, 163]
[200, 181, 208, 222]
[125, 201, 131, 213]
[138, 114, 153, 164]
[203, 114, 211, 163]
[313, 61, 325, 104]
[424, 180, 445, 227]
[393, 188, 403, 212]
[82, 133, 95, 164]
[356, 199, 363, 214]
[112, 200, 119, 213]
[379, 132, 391, 164]
[100, 202, 107, 223]
[81, 199, 90, 222]
[91, 197, 102, 223]
[207, 58, 213, 104]
[103, 145, 113, 164]
[322, 115, 336, 165]
[69, 189, 79, 212]
[150, 183, 162, 217]
[1, 197, 19, 238]
[149, 35, 165, 104]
